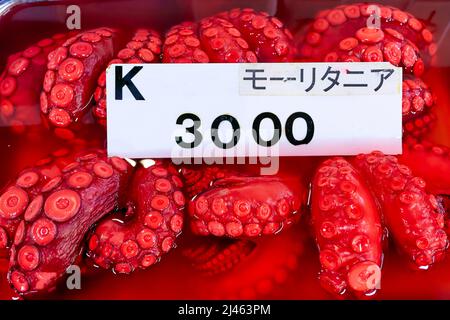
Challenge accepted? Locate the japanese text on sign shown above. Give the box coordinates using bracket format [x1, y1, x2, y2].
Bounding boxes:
[240, 63, 397, 95]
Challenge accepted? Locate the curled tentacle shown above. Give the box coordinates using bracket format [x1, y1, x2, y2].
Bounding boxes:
[86, 160, 185, 274]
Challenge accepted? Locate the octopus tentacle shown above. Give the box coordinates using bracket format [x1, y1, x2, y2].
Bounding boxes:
[320, 28, 424, 76]
[402, 76, 436, 138]
[311, 157, 383, 296]
[197, 16, 255, 62]
[5, 149, 132, 294]
[188, 175, 306, 238]
[163, 8, 294, 63]
[86, 160, 185, 274]
[218, 8, 295, 62]
[40, 28, 120, 136]
[0, 143, 99, 249]
[297, 3, 435, 65]
[163, 22, 209, 63]
[353, 151, 448, 269]
[0, 33, 74, 135]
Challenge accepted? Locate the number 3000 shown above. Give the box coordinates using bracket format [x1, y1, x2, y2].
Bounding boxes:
[175, 112, 314, 149]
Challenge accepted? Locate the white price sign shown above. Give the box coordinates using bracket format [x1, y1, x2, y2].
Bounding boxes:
[106, 62, 402, 159]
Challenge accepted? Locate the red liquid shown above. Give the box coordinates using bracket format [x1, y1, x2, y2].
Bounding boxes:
[0, 0, 449, 300]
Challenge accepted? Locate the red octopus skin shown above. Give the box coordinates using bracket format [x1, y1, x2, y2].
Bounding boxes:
[297, 3, 435, 68]
[0, 33, 74, 135]
[353, 151, 448, 269]
[93, 29, 162, 126]
[188, 176, 306, 238]
[399, 142, 450, 196]
[4, 149, 132, 294]
[311, 157, 383, 296]
[86, 160, 185, 274]
[402, 76, 436, 138]
[163, 8, 294, 63]
[40, 27, 120, 133]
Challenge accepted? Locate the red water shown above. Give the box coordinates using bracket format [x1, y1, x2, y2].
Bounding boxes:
[0, 0, 449, 300]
